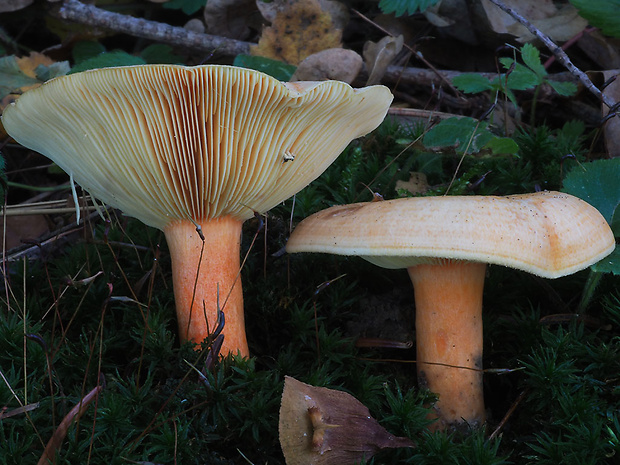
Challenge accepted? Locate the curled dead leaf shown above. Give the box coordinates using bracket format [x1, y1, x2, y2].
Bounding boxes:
[363, 35, 404, 86]
[279, 376, 415, 465]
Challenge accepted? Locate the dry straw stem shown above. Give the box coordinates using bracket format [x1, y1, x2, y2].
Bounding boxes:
[287, 191, 615, 430]
[2, 64, 392, 356]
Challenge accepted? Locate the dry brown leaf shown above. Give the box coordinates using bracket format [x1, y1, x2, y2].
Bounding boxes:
[16, 52, 56, 79]
[204, 0, 260, 40]
[363, 35, 404, 86]
[290, 48, 362, 83]
[0, 0, 33, 13]
[480, 0, 587, 43]
[250, 0, 342, 65]
[279, 376, 415, 465]
[0, 215, 49, 250]
[600, 70, 620, 158]
[396, 172, 429, 196]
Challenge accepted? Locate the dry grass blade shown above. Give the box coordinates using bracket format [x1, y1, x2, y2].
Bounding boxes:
[37, 385, 102, 465]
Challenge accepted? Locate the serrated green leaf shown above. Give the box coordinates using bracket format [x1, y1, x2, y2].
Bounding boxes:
[0, 55, 39, 100]
[520, 43, 547, 79]
[378, 0, 440, 16]
[68, 51, 146, 74]
[562, 158, 620, 226]
[140, 44, 184, 65]
[452, 73, 494, 93]
[483, 137, 519, 155]
[569, 0, 620, 37]
[423, 117, 494, 154]
[548, 80, 578, 97]
[163, 0, 206, 15]
[233, 54, 296, 81]
[72, 41, 106, 65]
[505, 63, 541, 90]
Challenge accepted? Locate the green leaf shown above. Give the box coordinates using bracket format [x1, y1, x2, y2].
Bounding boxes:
[591, 247, 620, 274]
[423, 117, 494, 154]
[72, 41, 106, 65]
[499, 59, 541, 89]
[378, 0, 440, 16]
[569, 0, 620, 37]
[483, 137, 519, 155]
[562, 158, 620, 226]
[233, 54, 296, 81]
[69, 51, 146, 74]
[548, 80, 578, 97]
[452, 73, 494, 94]
[163, 0, 206, 15]
[0, 55, 39, 100]
[520, 43, 547, 79]
[140, 44, 184, 64]
[34, 61, 71, 81]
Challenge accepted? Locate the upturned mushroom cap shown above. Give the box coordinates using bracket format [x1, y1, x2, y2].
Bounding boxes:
[2, 64, 392, 230]
[286, 191, 616, 279]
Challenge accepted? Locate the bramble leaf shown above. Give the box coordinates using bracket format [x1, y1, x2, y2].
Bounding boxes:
[563, 158, 620, 228]
[569, 0, 620, 37]
[452, 73, 495, 94]
[378, 0, 440, 16]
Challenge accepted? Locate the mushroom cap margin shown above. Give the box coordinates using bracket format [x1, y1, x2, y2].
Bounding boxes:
[286, 191, 616, 279]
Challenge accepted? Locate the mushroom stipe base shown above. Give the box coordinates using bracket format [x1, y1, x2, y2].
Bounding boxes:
[409, 261, 487, 431]
[164, 216, 248, 356]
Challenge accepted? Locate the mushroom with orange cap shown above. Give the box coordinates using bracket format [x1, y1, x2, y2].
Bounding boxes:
[286, 191, 615, 431]
[1, 64, 393, 357]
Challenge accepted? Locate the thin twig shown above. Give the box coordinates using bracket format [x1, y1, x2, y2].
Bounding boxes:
[486, 0, 616, 109]
[52, 0, 251, 57]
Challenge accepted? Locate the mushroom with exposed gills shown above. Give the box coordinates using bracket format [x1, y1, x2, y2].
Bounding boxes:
[286, 191, 615, 431]
[1, 64, 393, 357]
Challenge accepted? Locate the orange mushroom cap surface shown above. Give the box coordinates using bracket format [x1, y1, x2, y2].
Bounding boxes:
[286, 191, 615, 278]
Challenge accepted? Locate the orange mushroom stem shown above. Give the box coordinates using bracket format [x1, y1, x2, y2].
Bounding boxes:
[408, 261, 486, 431]
[164, 216, 247, 356]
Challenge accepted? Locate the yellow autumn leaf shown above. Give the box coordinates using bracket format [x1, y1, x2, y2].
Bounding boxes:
[251, 0, 342, 66]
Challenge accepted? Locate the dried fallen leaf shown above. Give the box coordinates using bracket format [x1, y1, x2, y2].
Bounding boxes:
[600, 69, 620, 158]
[0, 0, 33, 12]
[251, 0, 342, 65]
[279, 376, 415, 465]
[203, 0, 260, 40]
[396, 172, 430, 196]
[290, 48, 362, 83]
[363, 35, 404, 86]
[480, 0, 587, 43]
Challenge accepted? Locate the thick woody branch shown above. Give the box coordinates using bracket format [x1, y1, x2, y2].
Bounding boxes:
[51, 0, 251, 57]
